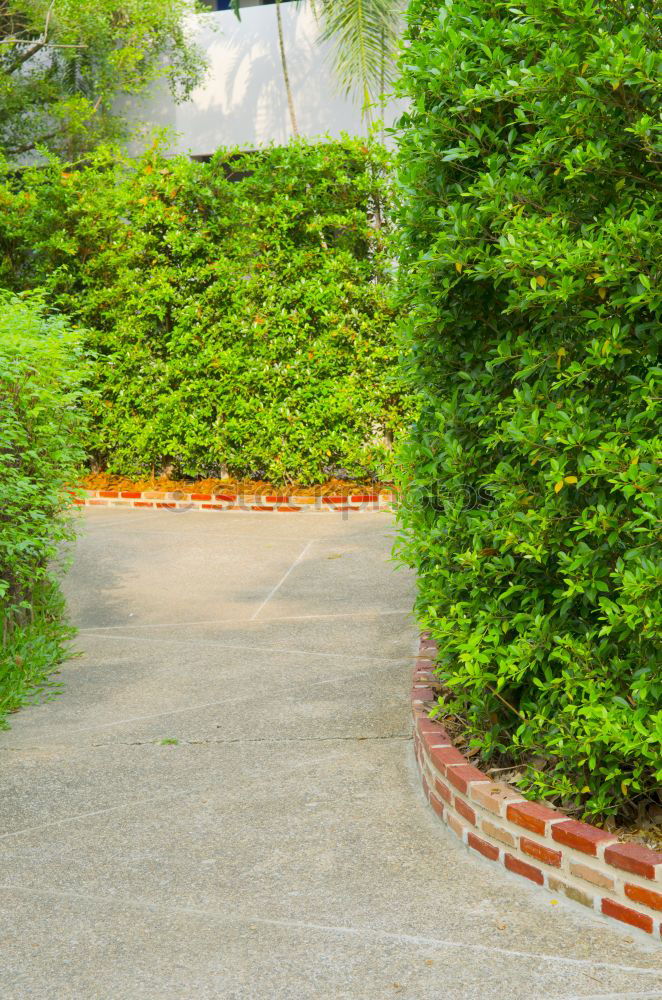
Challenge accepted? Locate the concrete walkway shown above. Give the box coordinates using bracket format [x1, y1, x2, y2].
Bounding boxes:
[1, 509, 661, 999]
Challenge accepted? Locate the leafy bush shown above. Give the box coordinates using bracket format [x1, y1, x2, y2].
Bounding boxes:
[0, 139, 407, 484]
[394, 0, 661, 818]
[0, 294, 87, 726]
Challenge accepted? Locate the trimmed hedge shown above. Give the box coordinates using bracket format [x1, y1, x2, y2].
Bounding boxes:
[394, 0, 661, 818]
[0, 295, 87, 726]
[0, 139, 407, 484]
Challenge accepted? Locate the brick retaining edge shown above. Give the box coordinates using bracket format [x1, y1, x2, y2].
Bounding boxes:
[69, 489, 397, 514]
[412, 635, 662, 941]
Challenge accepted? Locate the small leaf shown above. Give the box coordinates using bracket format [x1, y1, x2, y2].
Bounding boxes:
[564, 476, 578, 484]
[536, 275, 546, 287]
[455, 261, 463, 274]
[554, 480, 564, 493]
[598, 287, 607, 300]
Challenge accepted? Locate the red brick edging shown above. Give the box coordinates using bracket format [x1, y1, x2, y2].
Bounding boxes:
[412, 635, 662, 940]
[71, 489, 397, 513]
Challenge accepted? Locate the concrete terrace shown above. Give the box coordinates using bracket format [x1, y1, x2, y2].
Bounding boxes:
[1, 508, 661, 999]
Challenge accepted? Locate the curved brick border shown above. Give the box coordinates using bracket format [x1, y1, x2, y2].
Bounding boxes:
[70, 488, 396, 513]
[412, 635, 662, 941]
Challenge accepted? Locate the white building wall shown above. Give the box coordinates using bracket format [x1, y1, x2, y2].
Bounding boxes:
[126, 3, 405, 156]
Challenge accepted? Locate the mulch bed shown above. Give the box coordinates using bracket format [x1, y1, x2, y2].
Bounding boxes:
[81, 473, 395, 497]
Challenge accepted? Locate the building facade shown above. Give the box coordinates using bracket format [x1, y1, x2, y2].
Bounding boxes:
[127, 0, 405, 156]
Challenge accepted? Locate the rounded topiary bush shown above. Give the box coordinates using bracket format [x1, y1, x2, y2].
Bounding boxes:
[394, 0, 661, 818]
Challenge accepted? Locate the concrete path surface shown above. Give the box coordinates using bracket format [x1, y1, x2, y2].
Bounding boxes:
[1, 509, 661, 999]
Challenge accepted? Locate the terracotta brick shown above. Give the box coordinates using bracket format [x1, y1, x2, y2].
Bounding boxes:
[155, 503, 177, 509]
[415, 716, 446, 737]
[624, 883, 662, 912]
[411, 687, 437, 704]
[520, 836, 562, 868]
[468, 832, 499, 861]
[505, 853, 544, 885]
[333, 505, 360, 511]
[470, 781, 525, 817]
[455, 797, 476, 826]
[120, 491, 141, 499]
[421, 727, 452, 750]
[434, 778, 452, 804]
[447, 765, 489, 795]
[569, 862, 614, 891]
[133, 501, 154, 508]
[291, 496, 316, 504]
[142, 491, 165, 499]
[429, 746, 466, 773]
[214, 494, 237, 502]
[190, 493, 212, 501]
[87, 499, 108, 505]
[604, 842, 662, 880]
[481, 819, 516, 848]
[552, 820, 616, 857]
[506, 800, 564, 836]
[252, 505, 274, 511]
[98, 490, 118, 498]
[421, 771, 430, 799]
[72, 498, 85, 505]
[265, 496, 290, 503]
[446, 811, 466, 841]
[277, 506, 301, 512]
[429, 792, 445, 819]
[601, 897, 653, 933]
[322, 496, 343, 504]
[201, 504, 227, 510]
[547, 876, 593, 908]
[351, 494, 379, 503]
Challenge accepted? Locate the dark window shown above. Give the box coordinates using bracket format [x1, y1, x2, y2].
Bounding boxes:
[200, 0, 296, 10]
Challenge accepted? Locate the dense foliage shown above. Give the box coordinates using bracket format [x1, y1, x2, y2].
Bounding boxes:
[0, 294, 86, 726]
[395, 0, 661, 818]
[0, 138, 406, 483]
[0, 0, 205, 158]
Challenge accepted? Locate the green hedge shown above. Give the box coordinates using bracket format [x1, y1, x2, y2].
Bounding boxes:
[0, 139, 406, 484]
[394, 0, 661, 818]
[0, 295, 87, 726]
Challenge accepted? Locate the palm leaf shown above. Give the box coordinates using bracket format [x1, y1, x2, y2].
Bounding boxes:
[316, 0, 401, 116]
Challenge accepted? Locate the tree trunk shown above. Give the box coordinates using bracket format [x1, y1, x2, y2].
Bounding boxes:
[275, 0, 299, 137]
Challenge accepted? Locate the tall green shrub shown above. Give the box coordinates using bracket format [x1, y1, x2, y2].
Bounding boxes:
[0, 294, 86, 725]
[395, 0, 661, 817]
[0, 139, 406, 484]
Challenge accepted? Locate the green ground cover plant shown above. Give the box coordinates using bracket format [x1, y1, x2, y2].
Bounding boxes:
[394, 0, 661, 819]
[0, 294, 87, 726]
[0, 138, 407, 484]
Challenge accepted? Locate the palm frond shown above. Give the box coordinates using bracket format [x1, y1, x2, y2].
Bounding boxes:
[317, 0, 401, 115]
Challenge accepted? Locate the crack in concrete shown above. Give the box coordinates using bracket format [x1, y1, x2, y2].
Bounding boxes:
[88, 732, 413, 748]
